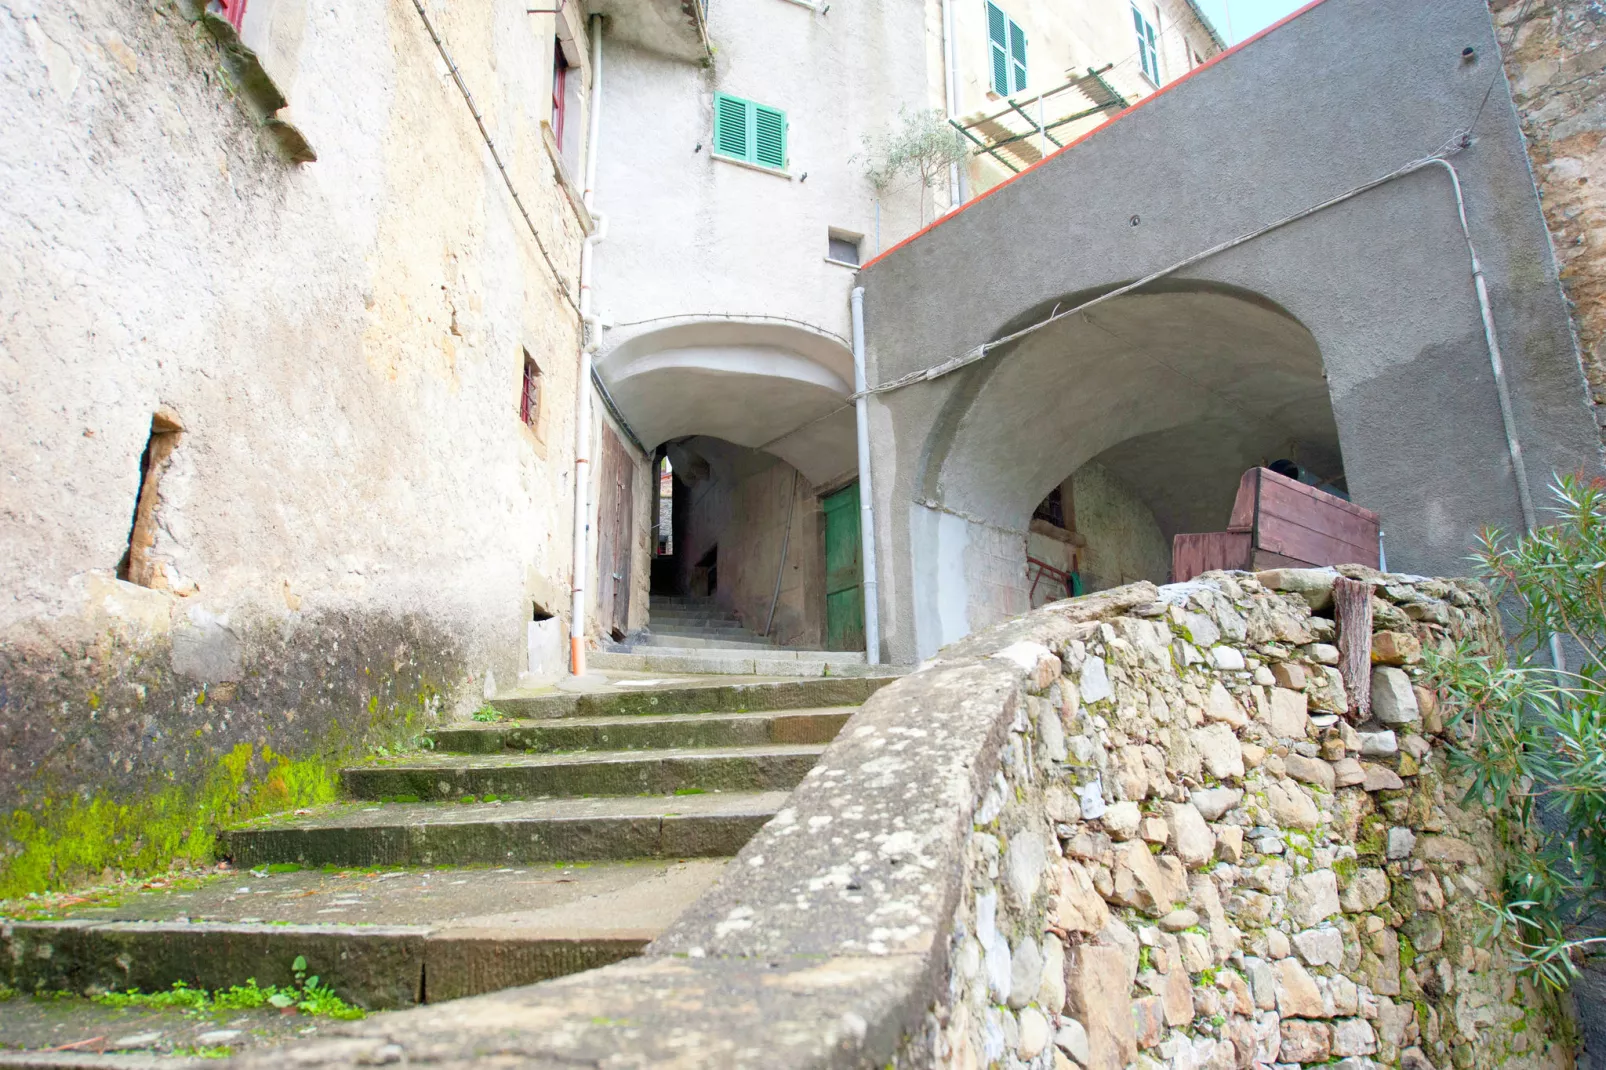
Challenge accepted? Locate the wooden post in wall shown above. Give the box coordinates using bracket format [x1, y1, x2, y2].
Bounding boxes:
[1334, 576, 1374, 720]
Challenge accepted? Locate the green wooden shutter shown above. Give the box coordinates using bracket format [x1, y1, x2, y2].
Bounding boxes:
[986, 2, 1009, 95]
[1008, 18, 1027, 93]
[714, 93, 749, 159]
[754, 105, 786, 169]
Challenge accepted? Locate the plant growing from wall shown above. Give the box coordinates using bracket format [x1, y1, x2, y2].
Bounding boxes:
[1428, 473, 1606, 990]
[855, 107, 970, 227]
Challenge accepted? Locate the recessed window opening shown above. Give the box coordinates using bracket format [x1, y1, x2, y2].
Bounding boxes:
[532, 601, 555, 622]
[551, 41, 570, 146]
[827, 231, 862, 266]
[1033, 486, 1065, 528]
[119, 411, 183, 589]
[656, 456, 674, 556]
[1133, 3, 1161, 84]
[520, 350, 544, 431]
[713, 93, 788, 170]
[986, 2, 1027, 95]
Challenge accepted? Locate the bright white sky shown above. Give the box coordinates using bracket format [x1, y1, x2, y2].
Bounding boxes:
[1191, 0, 1309, 46]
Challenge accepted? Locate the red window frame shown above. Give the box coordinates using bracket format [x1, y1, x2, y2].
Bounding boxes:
[552, 42, 570, 145]
[520, 355, 542, 429]
[218, 0, 247, 31]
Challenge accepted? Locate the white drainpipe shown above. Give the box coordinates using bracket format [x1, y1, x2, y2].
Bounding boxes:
[940, 0, 966, 207]
[850, 286, 881, 665]
[570, 13, 606, 675]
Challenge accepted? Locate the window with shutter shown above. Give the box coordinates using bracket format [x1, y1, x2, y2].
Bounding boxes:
[712, 92, 788, 171]
[986, 3, 1027, 96]
[754, 105, 787, 169]
[986, 2, 1009, 96]
[1133, 4, 1161, 84]
[714, 93, 750, 159]
[1008, 19, 1027, 93]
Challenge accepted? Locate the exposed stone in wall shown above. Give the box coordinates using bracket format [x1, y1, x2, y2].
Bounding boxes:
[1494, 0, 1606, 434]
[1069, 461, 1171, 593]
[930, 570, 1574, 1070]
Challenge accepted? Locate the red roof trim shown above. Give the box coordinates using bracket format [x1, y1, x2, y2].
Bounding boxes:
[859, 0, 1333, 271]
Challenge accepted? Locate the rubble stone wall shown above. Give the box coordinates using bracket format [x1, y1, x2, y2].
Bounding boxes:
[222, 572, 1579, 1070]
[1494, 0, 1606, 438]
[930, 569, 1576, 1070]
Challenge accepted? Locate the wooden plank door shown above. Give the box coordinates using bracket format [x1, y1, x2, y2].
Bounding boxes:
[823, 482, 864, 652]
[596, 426, 633, 638]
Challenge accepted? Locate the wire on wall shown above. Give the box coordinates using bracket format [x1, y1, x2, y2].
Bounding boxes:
[408, 0, 580, 316]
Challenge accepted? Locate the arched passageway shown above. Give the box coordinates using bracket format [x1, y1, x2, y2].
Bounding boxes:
[909, 282, 1345, 654]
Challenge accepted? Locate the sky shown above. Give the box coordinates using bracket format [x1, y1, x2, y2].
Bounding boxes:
[1189, 0, 1310, 46]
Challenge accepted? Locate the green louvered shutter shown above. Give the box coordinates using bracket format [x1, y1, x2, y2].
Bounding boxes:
[714, 93, 749, 159]
[753, 105, 786, 169]
[986, 2, 1009, 95]
[1008, 18, 1027, 93]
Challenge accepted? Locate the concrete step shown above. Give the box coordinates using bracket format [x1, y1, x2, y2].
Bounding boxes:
[646, 614, 747, 629]
[636, 632, 778, 650]
[589, 649, 871, 677]
[221, 791, 790, 868]
[430, 707, 853, 754]
[487, 675, 893, 720]
[341, 744, 826, 801]
[0, 860, 724, 1012]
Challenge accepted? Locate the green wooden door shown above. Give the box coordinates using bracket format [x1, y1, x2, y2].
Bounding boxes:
[823, 483, 864, 652]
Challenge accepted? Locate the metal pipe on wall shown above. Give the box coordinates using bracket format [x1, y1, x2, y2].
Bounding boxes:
[569, 13, 605, 675]
[850, 287, 881, 665]
[940, 0, 967, 207]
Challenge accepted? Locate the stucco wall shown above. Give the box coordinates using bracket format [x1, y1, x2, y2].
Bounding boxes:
[1072, 460, 1172, 592]
[946, 0, 1222, 195]
[670, 439, 824, 647]
[861, 0, 1604, 665]
[0, 0, 593, 891]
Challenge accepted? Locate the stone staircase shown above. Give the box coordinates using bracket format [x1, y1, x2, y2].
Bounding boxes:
[0, 675, 892, 1063]
[592, 595, 871, 676]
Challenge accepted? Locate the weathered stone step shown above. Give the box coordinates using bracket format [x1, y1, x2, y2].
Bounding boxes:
[647, 612, 746, 628]
[430, 707, 853, 754]
[222, 791, 790, 868]
[637, 632, 780, 650]
[1, 861, 722, 1011]
[590, 649, 870, 676]
[342, 744, 825, 800]
[488, 675, 893, 720]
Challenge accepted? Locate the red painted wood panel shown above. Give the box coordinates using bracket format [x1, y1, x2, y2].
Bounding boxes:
[1172, 532, 1251, 583]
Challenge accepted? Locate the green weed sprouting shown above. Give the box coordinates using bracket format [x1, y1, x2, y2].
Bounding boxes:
[92, 956, 365, 1020]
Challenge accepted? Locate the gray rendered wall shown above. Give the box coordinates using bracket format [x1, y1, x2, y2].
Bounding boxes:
[859, 0, 1603, 664]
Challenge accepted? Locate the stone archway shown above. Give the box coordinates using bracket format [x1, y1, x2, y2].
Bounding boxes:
[908, 281, 1342, 655]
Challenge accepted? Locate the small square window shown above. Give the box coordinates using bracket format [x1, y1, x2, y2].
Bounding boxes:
[827, 232, 861, 266]
[520, 351, 543, 432]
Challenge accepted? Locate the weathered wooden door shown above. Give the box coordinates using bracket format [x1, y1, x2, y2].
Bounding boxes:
[823, 482, 864, 652]
[596, 426, 633, 638]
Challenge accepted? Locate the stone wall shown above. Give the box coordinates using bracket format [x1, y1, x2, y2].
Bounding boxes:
[932, 569, 1575, 1070]
[1494, 0, 1606, 438]
[0, 0, 615, 893]
[224, 570, 1578, 1070]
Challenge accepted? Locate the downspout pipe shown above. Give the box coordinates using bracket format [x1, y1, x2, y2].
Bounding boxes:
[850, 287, 881, 665]
[570, 13, 605, 676]
[940, 0, 966, 207]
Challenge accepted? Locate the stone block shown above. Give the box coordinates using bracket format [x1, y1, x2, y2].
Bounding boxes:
[1361, 764, 1404, 792]
[1008, 934, 1043, 1009]
[1039, 934, 1067, 1013]
[1267, 778, 1323, 830]
[1387, 828, 1416, 860]
[1055, 1018, 1090, 1065]
[1132, 995, 1166, 1049]
[1275, 957, 1328, 1018]
[1272, 661, 1308, 689]
[1255, 568, 1338, 610]
[1332, 1018, 1378, 1057]
[1308, 665, 1349, 714]
[1418, 837, 1478, 865]
[1371, 667, 1419, 724]
[1139, 816, 1170, 844]
[1370, 631, 1422, 665]
[1358, 730, 1397, 757]
[1104, 800, 1142, 840]
[1339, 868, 1390, 912]
[1281, 1020, 1333, 1063]
[1192, 723, 1245, 780]
[1266, 686, 1310, 738]
[1293, 926, 1344, 966]
[1018, 1006, 1052, 1058]
[1333, 757, 1365, 787]
[1215, 825, 1244, 863]
[1190, 786, 1242, 821]
[1166, 801, 1215, 868]
[1286, 753, 1335, 791]
[1288, 870, 1341, 927]
[1110, 840, 1188, 915]
[1054, 860, 1110, 934]
[1066, 944, 1138, 1068]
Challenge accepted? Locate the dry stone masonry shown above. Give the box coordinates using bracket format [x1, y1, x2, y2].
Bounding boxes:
[933, 568, 1575, 1070]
